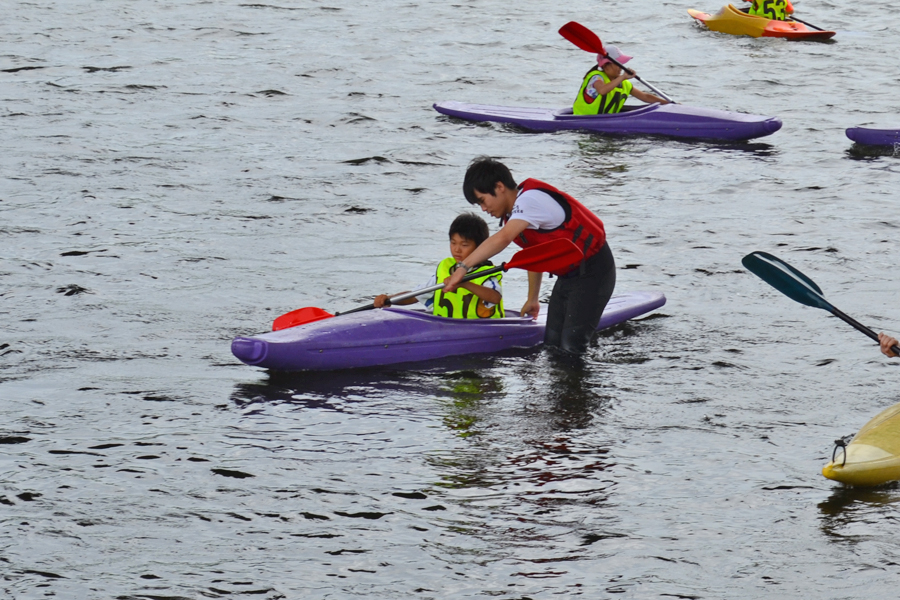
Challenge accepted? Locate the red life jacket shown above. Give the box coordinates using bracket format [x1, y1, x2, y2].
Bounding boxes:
[502, 178, 606, 276]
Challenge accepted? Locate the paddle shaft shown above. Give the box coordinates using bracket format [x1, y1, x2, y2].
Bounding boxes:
[830, 305, 900, 356]
[788, 16, 825, 31]
[607, 56, 675, 104]
[336, 264, 505, 316]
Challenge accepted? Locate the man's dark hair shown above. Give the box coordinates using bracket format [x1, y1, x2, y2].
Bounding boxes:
[449, 213, 490, 246]
[462, 156, 517, 205]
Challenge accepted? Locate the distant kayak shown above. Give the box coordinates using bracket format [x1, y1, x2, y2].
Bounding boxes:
[433, 101, 781, 141]
[232, 291, 666, 371]
[688, 5, 835, 41]
[845, 127, 900, 147]
[822, 402, 900, 487]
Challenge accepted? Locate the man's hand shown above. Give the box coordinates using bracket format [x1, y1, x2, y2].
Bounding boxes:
[520, 298, 540, 320]
[443, 267, 466, 294]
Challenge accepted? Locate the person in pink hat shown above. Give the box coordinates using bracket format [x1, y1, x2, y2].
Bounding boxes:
[572, 45, 670, 115]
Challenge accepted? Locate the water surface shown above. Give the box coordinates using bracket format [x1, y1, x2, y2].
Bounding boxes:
[2, 1, 900, 598]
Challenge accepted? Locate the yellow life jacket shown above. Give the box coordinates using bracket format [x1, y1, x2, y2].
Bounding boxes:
[432, 257, 504, 319]
[749, 0, 787, 20]
[573, 67, 633, 115]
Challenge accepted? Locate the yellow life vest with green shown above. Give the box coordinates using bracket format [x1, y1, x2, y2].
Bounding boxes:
[573, 67, 633, 115]
[432, 257, 504, 319]
[749, 0, 787, 20]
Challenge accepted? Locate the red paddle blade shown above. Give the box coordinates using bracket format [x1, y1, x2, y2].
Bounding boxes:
[272, 306, 334, 331]
[503, 239, 584, 273]
[559, 21, 605, 55]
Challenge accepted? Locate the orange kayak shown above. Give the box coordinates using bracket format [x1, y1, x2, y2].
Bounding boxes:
[688, 4, 835, 41]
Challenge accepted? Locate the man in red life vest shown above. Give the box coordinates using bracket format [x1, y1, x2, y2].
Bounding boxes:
[443, 157, 616, 355]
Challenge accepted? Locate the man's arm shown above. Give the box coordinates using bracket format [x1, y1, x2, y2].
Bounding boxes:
[519, 270, 543, 320]
[443, 219, 530, 293]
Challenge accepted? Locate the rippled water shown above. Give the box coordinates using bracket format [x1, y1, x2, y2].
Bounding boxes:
[2, 1, 900, 598]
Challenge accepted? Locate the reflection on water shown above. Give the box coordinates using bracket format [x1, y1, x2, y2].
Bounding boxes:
[818, 482, 900, 542]
[846, 143, 900, 160]
[576, 135, 778, 159]
[437, 370, 502, 438]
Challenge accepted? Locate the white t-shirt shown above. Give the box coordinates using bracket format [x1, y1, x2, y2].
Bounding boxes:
[509, 189, 566, 230]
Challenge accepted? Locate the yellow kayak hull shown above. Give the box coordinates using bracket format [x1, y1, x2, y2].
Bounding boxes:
[823, 402, 900, 487]
[688, 4, 835, 40]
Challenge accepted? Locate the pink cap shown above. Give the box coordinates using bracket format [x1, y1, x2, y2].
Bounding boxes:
[597, 45, 633, 67]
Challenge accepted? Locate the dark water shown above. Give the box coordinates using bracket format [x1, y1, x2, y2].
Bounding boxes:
[2, 1, 900, 598]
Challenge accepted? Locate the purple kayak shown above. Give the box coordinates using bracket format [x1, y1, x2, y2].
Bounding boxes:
[232, 291, 666, 371]
[846, 127, 900, 147]
[434, 101, 781, 141]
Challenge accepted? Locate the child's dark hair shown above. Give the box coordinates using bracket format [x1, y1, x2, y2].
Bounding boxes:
[449, 213, 490, 246]
[462, 156, 517, 205]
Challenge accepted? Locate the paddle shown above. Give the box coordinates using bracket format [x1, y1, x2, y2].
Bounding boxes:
[788, 16, 826, 32]
[558, 21, 676, 104]
[742, 251, 900, 356]
[272, 239, 585, 331]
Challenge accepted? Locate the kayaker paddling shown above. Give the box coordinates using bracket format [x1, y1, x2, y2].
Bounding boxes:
[573, 45, 670, 116]
[373, 213, 504, 319]
[444, 157, 616, 355]
[745, 0, 794, 20]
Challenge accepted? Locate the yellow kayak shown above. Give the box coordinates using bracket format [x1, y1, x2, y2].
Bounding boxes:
[688, 4, 835, 40]
[823, 402, 900, 487]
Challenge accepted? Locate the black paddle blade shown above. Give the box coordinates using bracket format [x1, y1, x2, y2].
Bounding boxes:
[742, 251, 833, 311]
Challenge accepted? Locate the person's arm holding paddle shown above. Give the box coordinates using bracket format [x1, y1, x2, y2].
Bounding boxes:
[443, 219, 528, 291]
[374, 293, 416, 308]
[631, 87, 669, 106]
[589, 68, 669, 106]
[590, 71, 633, 97]
[879, 333, 899, 358]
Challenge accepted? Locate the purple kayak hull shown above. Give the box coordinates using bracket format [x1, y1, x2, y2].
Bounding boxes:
[846, 127, 900, 146]
[434, 101, 781, 141]
[232, 291, 666, 371]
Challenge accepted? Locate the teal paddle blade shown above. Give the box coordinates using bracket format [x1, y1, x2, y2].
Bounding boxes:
[742, 251, 833, 311]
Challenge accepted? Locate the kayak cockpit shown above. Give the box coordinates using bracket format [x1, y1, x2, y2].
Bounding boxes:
[552, 104, 659, 120]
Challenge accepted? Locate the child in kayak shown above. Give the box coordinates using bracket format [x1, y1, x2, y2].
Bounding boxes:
[373, 213, 504, 319]
[573, 45, 669, 116]
[880, 333, 899, 358]
[444, 157, 616, 355]
[745, 0, 794, 20]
